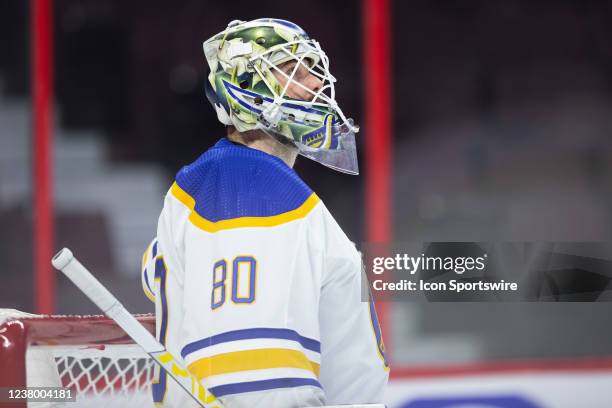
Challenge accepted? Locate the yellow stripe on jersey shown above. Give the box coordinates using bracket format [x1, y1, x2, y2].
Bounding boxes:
[170, 182, 320, 232]
[141, 262, 155, 303]
[141, 241, 151, 271]
[187, 348, 320, 379]
[141, 241, 156, 303]
[142, 280, 156, 303]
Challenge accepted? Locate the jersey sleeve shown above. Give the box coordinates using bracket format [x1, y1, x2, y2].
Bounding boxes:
[316, 205, 389, 404]
[141, 237, 159, 303]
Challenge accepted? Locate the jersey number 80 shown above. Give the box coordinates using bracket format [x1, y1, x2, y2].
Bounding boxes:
[211, 256, 257, 310]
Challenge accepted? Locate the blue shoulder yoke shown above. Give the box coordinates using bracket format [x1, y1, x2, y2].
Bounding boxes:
[175, 138, 313, 222]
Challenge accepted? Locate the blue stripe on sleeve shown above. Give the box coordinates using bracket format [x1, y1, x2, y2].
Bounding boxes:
[152, 257, 168, 403]
[156, 259, 168, 343]
[181, 328, 320, 359]
[154, 257, 164, 279]
[209, 377, 322, 397]
[143, 267, 154, 295]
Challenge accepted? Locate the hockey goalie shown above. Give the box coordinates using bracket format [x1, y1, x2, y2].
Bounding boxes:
[141, 18, 389, 408]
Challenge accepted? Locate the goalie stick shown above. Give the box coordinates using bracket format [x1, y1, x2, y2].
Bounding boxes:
[51, 247, 223, 408]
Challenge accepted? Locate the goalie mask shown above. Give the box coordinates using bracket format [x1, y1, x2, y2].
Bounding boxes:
[203, 18, 359, 174]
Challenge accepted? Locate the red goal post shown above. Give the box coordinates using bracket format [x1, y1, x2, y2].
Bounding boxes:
[0, 310, 156, 407]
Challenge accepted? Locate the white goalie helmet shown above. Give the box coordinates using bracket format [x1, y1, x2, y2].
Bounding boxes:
[203, 18, 359, 174]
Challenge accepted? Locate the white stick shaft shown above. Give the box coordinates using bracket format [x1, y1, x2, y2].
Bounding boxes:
[52, 248, 161, 352]
[52, 247, 224, 408]
[52, 248, 116, 313]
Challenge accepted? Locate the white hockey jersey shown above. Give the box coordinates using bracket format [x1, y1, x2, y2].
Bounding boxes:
[141, 138, 388, 407]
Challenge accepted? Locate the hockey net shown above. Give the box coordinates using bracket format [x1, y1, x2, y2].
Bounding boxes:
[0, 309, 156, 408]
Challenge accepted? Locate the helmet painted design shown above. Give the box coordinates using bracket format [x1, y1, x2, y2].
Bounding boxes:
[203, 18, 359, 174]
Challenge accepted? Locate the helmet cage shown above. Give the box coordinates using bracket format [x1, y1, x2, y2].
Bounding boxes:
[252, 39, 356, 133]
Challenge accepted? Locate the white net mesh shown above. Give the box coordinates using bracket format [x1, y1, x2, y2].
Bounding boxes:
[27, 343, 156, 408]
